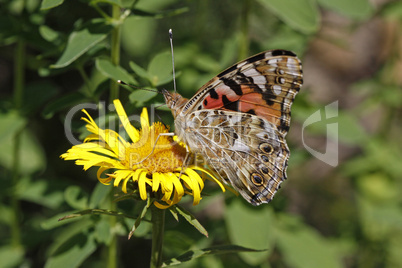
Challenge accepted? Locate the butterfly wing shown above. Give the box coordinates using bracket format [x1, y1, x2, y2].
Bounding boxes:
[183, 110, 289, 205]
[169, 49, 303, 205]
[180, 49, 303, 136]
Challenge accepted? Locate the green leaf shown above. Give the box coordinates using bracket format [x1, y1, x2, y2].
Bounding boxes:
[0, 204, 13, 225]
[317, 0, 373, 20]
[45, 230, 97, 268]
[17, 177, 64, 209]
[174, 205, 208, 237]
[129, 89, 158, 107]
[90, 0, 122, 7]
[128, 198, 151, 239]
[357, 173, 397, 202]
[275, 214, 343, 268]
[51, 20, 112, 68]
[64, 186, 88, 210]
[58, 209, 136, 222]
[41, 211, 80, 230]
[337, 112, 368, 145]
[39, 25, 60, 42]
[129, 7, 189, 19]
[46, 218, 95, 255]
[148, 51, 173, 87]
[0, 111, 26, 143]
[89, 183, 110, 208]
[129, 61, 150, 80]
[95, 58, 136, 85]
[381, 1, 402, 19]
[162, 245, 264, 267]
[94, 219, 112, 244]
[40, 0, 64, 10]
[41, 91, 88, 119]
[168, 206, 179, 221]
[257, 0, 320, 34]
[225, 199, 273, 265]
[0, 128, 45, 174]
[0, 246, 24, 268]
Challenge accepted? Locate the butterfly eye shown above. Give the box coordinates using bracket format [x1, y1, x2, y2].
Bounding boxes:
[251, 173, 264, 186]
[260, 143, 274, 154]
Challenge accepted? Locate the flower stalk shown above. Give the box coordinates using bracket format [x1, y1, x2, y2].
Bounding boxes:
[150, 205, 165, 268]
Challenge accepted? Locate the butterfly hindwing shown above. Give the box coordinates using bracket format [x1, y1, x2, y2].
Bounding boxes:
[183, 110, 289, 204]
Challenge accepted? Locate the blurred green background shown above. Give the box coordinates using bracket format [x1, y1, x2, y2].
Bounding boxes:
[1, 0, 402, 267]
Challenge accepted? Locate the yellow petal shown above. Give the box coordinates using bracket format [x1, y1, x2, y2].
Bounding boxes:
[178, 173, 196, 192]
[161, 173, 173, 201]
[182, 168, 204, 190]
[140, 108, 150, 142]
[113, 99, 140, 143]
[154, 200, 172, 209]
[121, 169, 144, 193]
[167, 172, 184, 198]
[190, 166, 226, 192]
[113, 170, 133, 187]
[140, 108, 149, 129]
[180, 174, 201, 205]
[97, 167, 113, 185]
[152, 173, 161, 192]
[138, 171, 148, 200]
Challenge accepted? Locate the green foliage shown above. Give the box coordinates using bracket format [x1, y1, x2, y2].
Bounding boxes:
[1, 0, 402, 267]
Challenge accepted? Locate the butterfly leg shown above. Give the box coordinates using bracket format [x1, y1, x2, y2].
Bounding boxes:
[176, 147, 192, 180]
[130, 132, 175, 165]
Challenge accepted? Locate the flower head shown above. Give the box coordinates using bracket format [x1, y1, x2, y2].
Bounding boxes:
[61, 100, 225, 209]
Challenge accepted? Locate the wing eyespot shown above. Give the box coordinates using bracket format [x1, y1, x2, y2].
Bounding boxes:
[261, 167, 269, 174]
[260, 143, 274, 154]
[261, 155, 269, 162]
[251, 173, 264, 186]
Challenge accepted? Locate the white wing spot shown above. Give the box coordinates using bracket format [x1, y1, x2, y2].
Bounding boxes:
[267, 59, 278, 66]
[286, 58, 298, 68]
[242, 68, 267, 91]
[232, 139, 250, 152]
[273, 85, 282, 95]
[237, 61, 247, 68]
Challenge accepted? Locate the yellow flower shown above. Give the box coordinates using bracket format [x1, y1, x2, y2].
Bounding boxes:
[61, 100, 225, 209]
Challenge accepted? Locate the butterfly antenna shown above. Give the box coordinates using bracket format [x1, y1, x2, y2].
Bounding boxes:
[169, 29, 177, 94]
[117, 80, 161, 94]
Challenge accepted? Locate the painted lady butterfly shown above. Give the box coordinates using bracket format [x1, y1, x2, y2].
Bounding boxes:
[163, 50, 303, 205]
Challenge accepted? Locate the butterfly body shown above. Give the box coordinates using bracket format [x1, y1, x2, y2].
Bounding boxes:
[163, 49, 303, 205]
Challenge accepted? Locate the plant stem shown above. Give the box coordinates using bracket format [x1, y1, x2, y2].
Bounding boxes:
[150, 206, 165, 268]
[239, 0, 250, 60]
[109, 4, 121, 103]
[107, 190, 118, 268]
[11, 38, 25, 248]
[106, 6, 121, 266]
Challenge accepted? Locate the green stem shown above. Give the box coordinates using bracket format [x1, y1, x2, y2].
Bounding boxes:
[11, 38, 25, 248]
[109, 4, 121, 103]
[14, 39, 25, 109]
[150, 206, 165, 268]
[107, 189, 118, 268]
[239, 0, 250, 60]
[106, 6, 121, 265]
